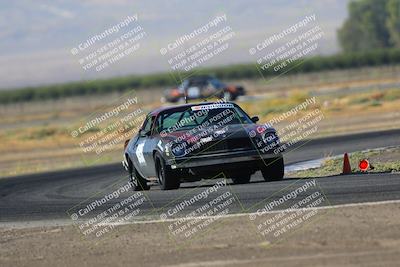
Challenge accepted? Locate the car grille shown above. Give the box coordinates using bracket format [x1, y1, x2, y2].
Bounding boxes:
[198, 138, 254, 154]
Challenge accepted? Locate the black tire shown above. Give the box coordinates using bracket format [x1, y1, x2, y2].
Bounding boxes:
[231, 172, 252, 184]
[155, 153, 180, 190]
[236, 86, 245, 96]
[230, 93, 238, 101]
[261, 157, 284, 182]
[127, 157, 150, 191]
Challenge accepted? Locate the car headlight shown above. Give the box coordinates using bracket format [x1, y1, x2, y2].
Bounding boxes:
[262, 131, 279, 144]
[171, 143, 187, 157]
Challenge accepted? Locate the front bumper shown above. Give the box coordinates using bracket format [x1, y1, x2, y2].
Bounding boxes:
[166, 149, 282, 169]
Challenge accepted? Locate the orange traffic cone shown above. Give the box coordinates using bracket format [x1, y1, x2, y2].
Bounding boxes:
[342, 153, 351, 174]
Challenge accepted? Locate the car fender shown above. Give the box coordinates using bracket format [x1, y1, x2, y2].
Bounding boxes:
[125, 136, 149, 179]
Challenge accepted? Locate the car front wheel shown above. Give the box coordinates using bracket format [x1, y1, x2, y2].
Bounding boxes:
[155, 153, 180, 190]
[261, 157, 284, 182]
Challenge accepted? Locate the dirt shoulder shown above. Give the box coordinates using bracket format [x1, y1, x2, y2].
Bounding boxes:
[1, 202, 400, 267]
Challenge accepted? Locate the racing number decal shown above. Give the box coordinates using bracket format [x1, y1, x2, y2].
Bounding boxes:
[136, 141, 146, 165]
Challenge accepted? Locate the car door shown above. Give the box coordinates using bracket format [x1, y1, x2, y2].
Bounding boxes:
[142, 115, 159, 177]
[130, 116, 154, 178]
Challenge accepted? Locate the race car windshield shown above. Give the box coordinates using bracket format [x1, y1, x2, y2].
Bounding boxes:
[156, 105, 252, 133]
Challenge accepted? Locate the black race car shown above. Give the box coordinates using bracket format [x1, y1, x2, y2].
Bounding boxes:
[122, 101, 284, 190]
[163, 76, 245, 103]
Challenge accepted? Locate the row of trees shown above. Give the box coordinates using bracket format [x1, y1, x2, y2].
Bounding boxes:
[338, 0, 400, 52]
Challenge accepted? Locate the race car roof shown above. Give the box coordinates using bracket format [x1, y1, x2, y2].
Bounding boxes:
[149, 102, 235, 116]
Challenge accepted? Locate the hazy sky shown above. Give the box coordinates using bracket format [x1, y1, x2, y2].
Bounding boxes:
[0, 0, 351, 89]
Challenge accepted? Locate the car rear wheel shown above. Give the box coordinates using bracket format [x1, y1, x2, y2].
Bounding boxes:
[127, 157, 150, 191]
[261, 157, 284, 182]
[231, 172, 251, 184]
[155, 153, 180, 190]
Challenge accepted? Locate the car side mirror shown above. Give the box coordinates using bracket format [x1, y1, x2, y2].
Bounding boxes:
[251, 116, 259, 123]
[139, 129, 151, 137]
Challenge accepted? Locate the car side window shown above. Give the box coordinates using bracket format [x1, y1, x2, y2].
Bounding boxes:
[142, 116, 155, 134]
[155, 115, 164, 134]
[233, 106, 252, 124]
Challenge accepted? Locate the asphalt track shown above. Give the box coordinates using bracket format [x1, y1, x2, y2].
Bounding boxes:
[0, 129, 399, 223]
